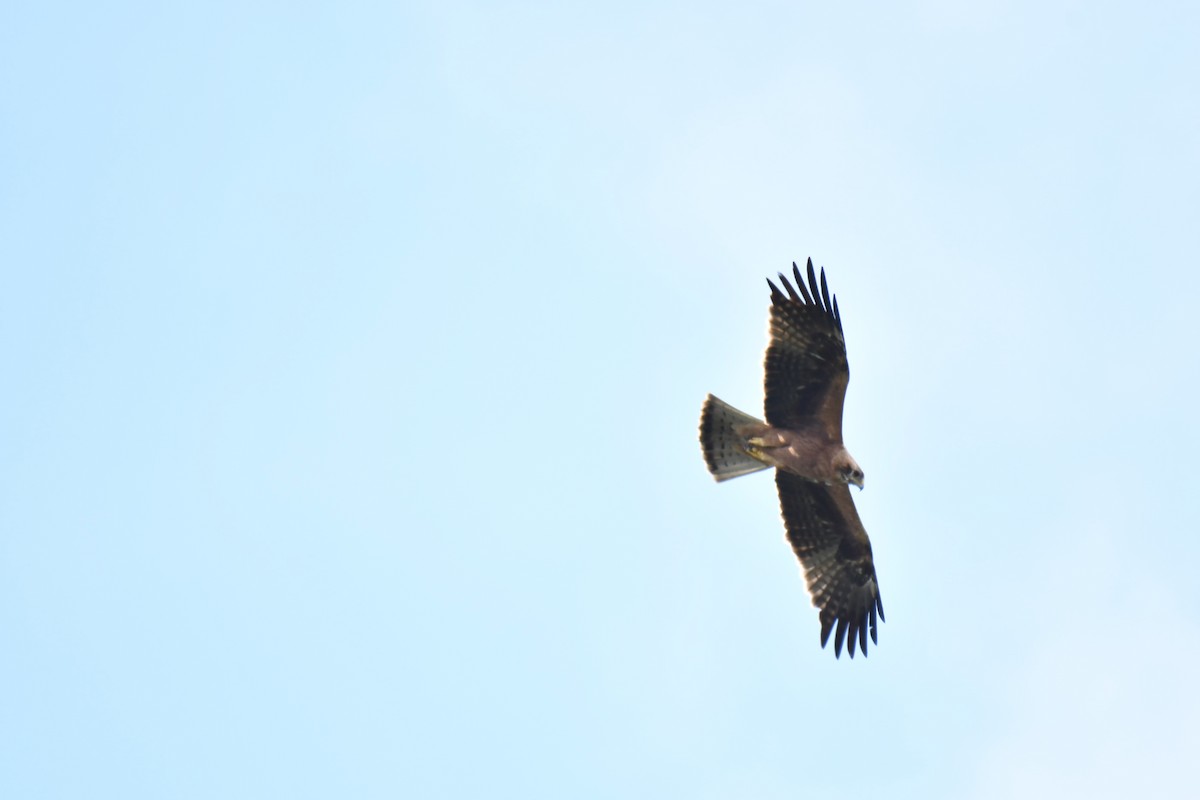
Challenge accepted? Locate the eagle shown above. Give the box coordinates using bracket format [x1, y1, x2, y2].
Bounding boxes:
[699, 258, 884, 658]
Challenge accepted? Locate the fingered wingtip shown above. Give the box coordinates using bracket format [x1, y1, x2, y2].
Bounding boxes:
[789, 263, 813, 304]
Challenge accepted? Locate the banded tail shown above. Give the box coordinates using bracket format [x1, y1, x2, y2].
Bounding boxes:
[699, 394, 772, 481]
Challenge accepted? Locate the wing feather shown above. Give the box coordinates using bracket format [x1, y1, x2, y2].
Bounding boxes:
[763, 258, 849, 433]
[775, 471, 884, 658]
[791, 263, 814, 305]
[818, 264, 832, 314]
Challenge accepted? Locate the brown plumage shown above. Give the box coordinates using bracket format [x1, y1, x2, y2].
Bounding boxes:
[699, 258, 884, 658]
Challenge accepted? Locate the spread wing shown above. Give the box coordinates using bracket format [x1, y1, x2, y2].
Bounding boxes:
[776, 470, 884, 658]
[764, 258, 849, 435]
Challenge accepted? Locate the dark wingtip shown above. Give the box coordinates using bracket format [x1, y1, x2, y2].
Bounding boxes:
[767, 277, 784, 301]
[792, 261, 814, 304]
[806, 259, 821, 311]
[820, 600, 882, 660]
[819, 268, 832, 314]
[778, 272, 804, 303]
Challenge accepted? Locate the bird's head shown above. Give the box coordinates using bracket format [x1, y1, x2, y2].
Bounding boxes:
[834, 451, 865, 489]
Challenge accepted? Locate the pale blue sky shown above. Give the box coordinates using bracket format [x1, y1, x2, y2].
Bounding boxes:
[3, 2, 1200, 798]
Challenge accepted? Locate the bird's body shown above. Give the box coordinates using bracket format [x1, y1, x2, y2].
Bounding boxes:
[734, 420, 853, 485]
[699, 258, 884, 659]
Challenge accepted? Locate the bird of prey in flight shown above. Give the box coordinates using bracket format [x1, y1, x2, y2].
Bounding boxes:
[699, 259, 884, 658]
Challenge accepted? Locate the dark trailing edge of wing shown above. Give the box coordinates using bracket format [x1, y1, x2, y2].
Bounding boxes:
[819, 593, 886, 659]
[764, 257, 843, 333]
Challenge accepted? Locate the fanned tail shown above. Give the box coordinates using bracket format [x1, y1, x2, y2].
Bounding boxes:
[699, 394, 771, 481]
